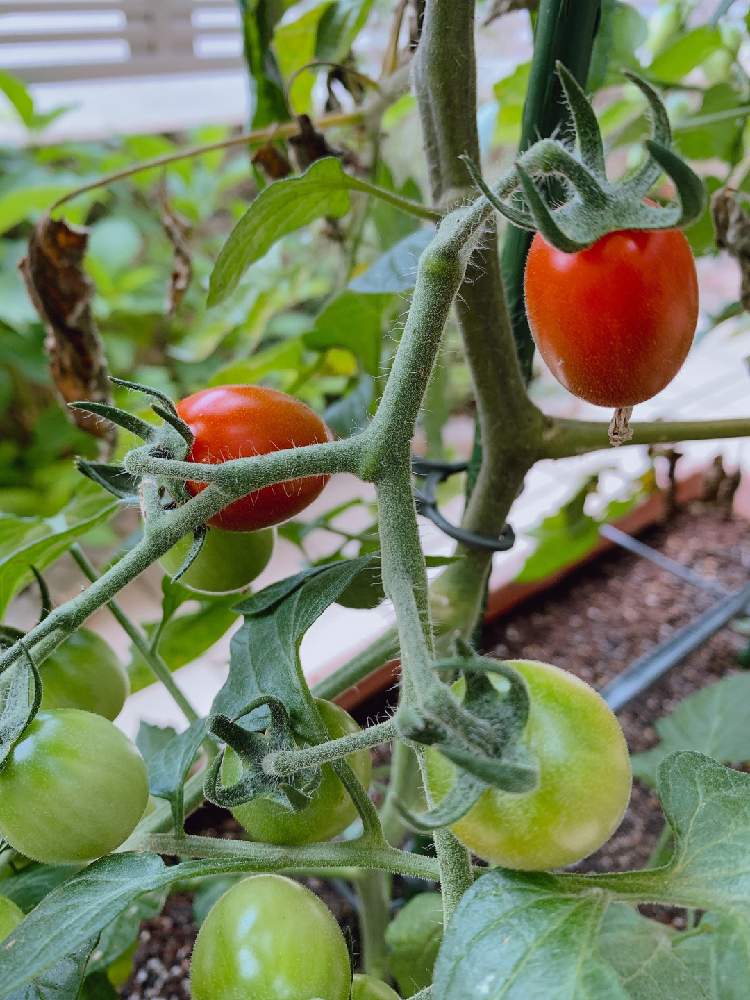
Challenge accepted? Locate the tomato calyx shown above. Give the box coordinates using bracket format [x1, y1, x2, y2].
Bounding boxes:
[395, 651, 538, 831]
[462, 63, 705, 254]
[204, 696, 323, 814]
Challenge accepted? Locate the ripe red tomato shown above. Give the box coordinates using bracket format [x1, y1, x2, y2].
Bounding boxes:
[177, 385, 332, 531]
[524, 227, 698, 407]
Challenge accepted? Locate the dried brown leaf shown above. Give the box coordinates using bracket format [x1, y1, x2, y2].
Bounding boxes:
[712, 188, 750, 311]
[288, 114, 341, 172]
[19, 215, 114, 449]
[160, 189, 192, 316]
[252, 143, 293, 181]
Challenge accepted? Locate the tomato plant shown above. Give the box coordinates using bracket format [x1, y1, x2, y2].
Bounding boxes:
[0, 895, 22, 941]
[2, 3, 750, 998]
[0, 710, 149, 864]
[223, 698, 372, 845]
[177, 385, 332, 531]
[190, 875, 351, 1000]
[39, 628, 129, 720]
[426, 660, 632, 870]
[524, 228, 698, 408]
[160, 526, 274, 594]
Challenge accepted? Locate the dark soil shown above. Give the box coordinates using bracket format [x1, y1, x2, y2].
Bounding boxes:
[122, 502, 748, 996]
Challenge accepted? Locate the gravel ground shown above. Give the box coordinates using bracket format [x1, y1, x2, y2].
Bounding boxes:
[122, 502, 748, 995]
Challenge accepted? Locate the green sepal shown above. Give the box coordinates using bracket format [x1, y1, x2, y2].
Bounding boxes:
[109, 376, 179, 416]
[167, 526, 206, 583]
[75, 460, 140, 501]
[473, 64, 705, 252]
[396, 654, 538, 830]
[204, 696, 322, 813]
[68, 401, 154, 441]
[150, 403, 194, 446]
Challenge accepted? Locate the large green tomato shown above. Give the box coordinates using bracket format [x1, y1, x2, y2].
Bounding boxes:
[190, 874, 351, 1000]
[0, 710, 149, 864]
[223, 699, 372, 845]
[425, 660, 631, 870]
[40, 628, 129, 720]
[351, 974, 401, 999]
[0, 894, 22, 941]
[160, 526, 274, 594]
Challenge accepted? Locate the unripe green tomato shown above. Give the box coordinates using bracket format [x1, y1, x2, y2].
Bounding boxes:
[40, 628, 129, 720]
[0, 710, 149, 864]
[0, 894, 23, 941]
[425, 660, 632, 871]
[223, 699, 372, 845]
[351, 974, 401, 999]
[160, 526, 274, 594]
[190, 874, 351, 1000]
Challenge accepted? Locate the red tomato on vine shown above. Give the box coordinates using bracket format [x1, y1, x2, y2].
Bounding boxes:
[524, 227, 698, 407]
[177, 385, 332, 531]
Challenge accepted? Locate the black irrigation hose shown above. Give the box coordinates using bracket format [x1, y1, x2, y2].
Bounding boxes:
[597, 529, 750, 711]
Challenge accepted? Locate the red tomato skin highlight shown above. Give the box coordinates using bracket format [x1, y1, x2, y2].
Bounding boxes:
[524, 228, 698, 407]
[177, 385, 332, 531]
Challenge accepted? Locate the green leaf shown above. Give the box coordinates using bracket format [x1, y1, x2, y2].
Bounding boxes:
[0, 863, 76, 913]
[0, 70, 34, 126]
[324, 374, 374, 437]
[0, 854, 170, 993]
[208, 158, 354, 305]
[515, 477, 600, 584]
[128, 600, 238, 693]
[676, 84, 747, 163]
[649, 27, 723, 83]
[0, 186, 71, 236]
[212, 555, 378, 736]
[652, 752, 750, 916]
[5, 939, 97, 1000]
[434, 870, 624, 999]
[238, 0, 289, 128]
[305, 291, 391, 375]
[597, 906, 711, 999]
[208, 338, 306, 387]
[385, 893, 443, 998]
[0, 658, 38, 768]
[316, 0, 373, 62]
[588, 1, 647, 88]
[673, 911, 750, 999]
[274, 3, 330, 115]
[632, 674, 750, 786]
[141, 719, 209, 829]
[0, 487, 118, 617]
[349, 228, 434, 293]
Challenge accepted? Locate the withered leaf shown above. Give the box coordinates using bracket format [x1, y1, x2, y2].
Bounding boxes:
[160, 188, 192, 316]
[252, 143, 293, 181]
[712, 188, 750, 312]
[289, 114, 342, 172]
[19, 215, 114, 449]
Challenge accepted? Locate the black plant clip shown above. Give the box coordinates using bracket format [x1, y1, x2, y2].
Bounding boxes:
[412, 458, 515, 552]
